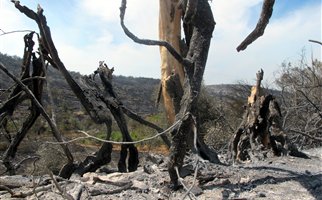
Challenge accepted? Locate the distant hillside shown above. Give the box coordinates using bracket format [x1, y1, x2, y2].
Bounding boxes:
[0, 53, 281, 117]
[0, 53, 160, 116]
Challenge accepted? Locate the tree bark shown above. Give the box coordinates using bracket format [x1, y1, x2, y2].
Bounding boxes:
[159, 0, 185, 124]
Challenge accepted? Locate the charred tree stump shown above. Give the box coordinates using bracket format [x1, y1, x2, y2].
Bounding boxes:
[230, 69, 307, 162]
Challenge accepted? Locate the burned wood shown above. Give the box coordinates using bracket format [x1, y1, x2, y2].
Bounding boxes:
[120, 0, 220, 188]
[0, 61, 74, 175]
[12, 1, 173, 176]
[229, 69, 307, 162]
[11, 1, 142, 176]
[237, 0, 275, 52]
[0, 31, 75, 175]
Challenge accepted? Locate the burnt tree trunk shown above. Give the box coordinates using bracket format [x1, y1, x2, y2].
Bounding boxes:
[120, 0, 220, 188]
[167, 0, 220, 188]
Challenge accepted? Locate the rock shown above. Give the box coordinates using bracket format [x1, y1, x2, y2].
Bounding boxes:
[258, 192, 266, 197]
[190, 185, 203, 196]
[143, 164, 159, 174]
[132, 180, 149, 191]
[146, 154, 164, 165]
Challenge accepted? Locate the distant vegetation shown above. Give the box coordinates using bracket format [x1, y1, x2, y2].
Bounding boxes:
[0, 52, 321, 152]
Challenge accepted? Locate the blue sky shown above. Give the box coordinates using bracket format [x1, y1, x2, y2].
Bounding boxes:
[0, 0, 321, 85]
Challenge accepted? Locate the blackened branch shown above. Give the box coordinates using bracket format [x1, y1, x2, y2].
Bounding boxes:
[237, 0, 275, 52]
[308, 39, 322, 46]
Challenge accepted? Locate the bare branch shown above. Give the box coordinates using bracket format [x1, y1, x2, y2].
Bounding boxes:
[0, 29, 34, 36]
[237, 0, 275, 52]
[175, 166, 197, 200]
[289, 129, 322, 142]
[121, 106, 171, 147]
[297, 89, 322, 119]
[48, 114, 186, 145]
[309, 39, 322, 45]
[119, 0, 192, 67]
[49, 171, 74, 200]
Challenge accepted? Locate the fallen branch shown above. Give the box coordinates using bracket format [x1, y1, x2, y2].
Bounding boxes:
[49, 171, 74, 200]
[0, 185, 14, 196]
[89, 182, 133, 196]
[11, 181, 67, 198]
[92, 176, 131, 187]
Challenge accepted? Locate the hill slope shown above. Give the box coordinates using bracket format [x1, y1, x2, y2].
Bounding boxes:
[0, 53, 160, 115]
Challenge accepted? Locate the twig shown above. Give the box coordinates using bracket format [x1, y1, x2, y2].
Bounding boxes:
[14, 156, 40, 172]
[49, 171, 74, 200]
[119, 0, 192, 67]
[0, 29, 34, 36]
[0, 185, 14, 195]
[175, 167, 197, 200]
[121, 105, 171, 147]
[21, 76, 46, 82]
[31, 159, 41, 200]
[237, 0, 275, 51]
[289, 128, 322, 142]
[182, 160, 199, 199]
[297, 89, 322, 119]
